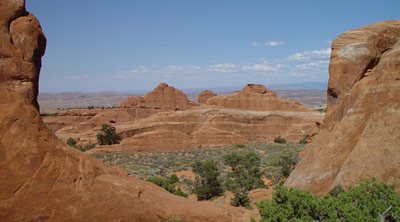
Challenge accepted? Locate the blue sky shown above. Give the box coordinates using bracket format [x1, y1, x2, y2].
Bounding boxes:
[26, 0, 399, 92]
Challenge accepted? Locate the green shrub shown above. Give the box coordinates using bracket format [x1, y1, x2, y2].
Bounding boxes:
[274, 136, 287, 144]
[147, 174, 188, 198]
[77, 143, 96, 152]
[257, 179, 400, 222]
[235, 144, 246, 148]
[66, 138, 95, 152]
[224, 152, 265, 207]
[299, 134, 309, 144]
[97, 124, 121, 145]
[277, 155, 297, 178]
[192, 160, 223, 200]
[67, 137, 78, 148]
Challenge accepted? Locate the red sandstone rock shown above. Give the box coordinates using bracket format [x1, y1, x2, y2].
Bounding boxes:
[285, 20, 400, 196]
[207, 84, 310, 112]
[0, 1, 248, 221]
[87, 107, 323, 153]
[198, 90, 217, 104]
[118, 83, 198, 119]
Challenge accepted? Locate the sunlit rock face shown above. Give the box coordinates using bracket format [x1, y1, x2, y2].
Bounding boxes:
[285, 20, 400, 196]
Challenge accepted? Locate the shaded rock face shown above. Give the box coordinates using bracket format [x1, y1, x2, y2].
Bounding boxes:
[285, 20, 400, 196]
[198, 90, 217, 104]
[0, 1, 248, 221]
[207, 84, 310, 112]
[118, 83, 198, 119]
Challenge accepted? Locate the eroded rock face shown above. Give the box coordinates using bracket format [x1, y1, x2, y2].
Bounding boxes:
[118, 83, 198, 119]
[285, 20, 400, 196]
[87, 107, 323, 153]
[207, 84, 310, 112]
[198, 90, 217, 104]
[0, 1, 248, 221]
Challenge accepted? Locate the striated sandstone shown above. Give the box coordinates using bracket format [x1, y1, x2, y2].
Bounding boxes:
[88, 107, 323, 153]
[198, 90, 217, 104]
[285, 20, 400, 196]
[207, 84, 311, 112]
[0, 1, 248, 221]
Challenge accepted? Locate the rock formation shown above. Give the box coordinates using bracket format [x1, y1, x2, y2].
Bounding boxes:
[0, 1, 248, 221]
[198, 90, 217, 104]
[88, 104, 323, 153]
[285, 20, 400, 196]
[118, 83, 198, 119]
[207, 84, 311, 112]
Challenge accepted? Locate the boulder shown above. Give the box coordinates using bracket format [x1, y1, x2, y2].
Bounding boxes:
[0, 1, 248, 221]
[285, 20, 400, 196]
[198, 90, 217, 104]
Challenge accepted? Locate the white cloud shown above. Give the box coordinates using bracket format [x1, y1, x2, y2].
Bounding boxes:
[206, 63, 238, 73]
[164, 65, 183, 72]
[252, 41, 284, 47]
[287, 48, 331, 61]
[242, 63, 275, 71]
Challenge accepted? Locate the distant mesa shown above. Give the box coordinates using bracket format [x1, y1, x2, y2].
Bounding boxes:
[198, 89, 217, 104]
[206, 83, 310, 112]
[118, 82, 198, 119]
[285, 20, 400, 196]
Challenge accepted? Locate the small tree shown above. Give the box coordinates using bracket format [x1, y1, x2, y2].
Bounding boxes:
[224, 152, 265, 207]
[192, 160, 223, 200]
[97, 124, 121, 145]
[274, 136, 287, 144]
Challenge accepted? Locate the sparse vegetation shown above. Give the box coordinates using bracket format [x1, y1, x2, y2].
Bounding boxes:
[277, 155, 297, 178]
[224, 152, 265, 207]
[77, 143, 96, 152]
[235, 144, 246, 148]
[274, 136, 287, 144]
[40, 112, 58, 118]
[299, 134, 309, 144]
[192, 160, 223, 200]
[147, 174, 188, 198]
[257, 179, 400, 222]
[97, 124, 121, 145]
[66, 137, 96, 152]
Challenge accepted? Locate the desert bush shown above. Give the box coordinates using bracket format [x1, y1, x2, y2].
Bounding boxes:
[77, 143, 96, 152]
[67, 137, 78, 147]
[257, 179, 400, 222]
[192, 160, 223, 200]
[274, 136, 287, 144]
[278, 155, 297, 178]
[97, 124, 121, 145]
[235, 144, 246, 148]
[224, 152, 265, 207]
[66, 138, 95, 152]
[147, 174, 188, 198]
[299, 134, 309, 144]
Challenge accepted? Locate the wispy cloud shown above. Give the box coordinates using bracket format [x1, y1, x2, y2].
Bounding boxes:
[252, 41, 285, 47]
[206, 63, 238, 73]
[287, 48, 331, 61]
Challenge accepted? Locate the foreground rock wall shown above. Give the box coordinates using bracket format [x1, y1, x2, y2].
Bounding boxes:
[0, 1, 247, 221]
[285, 20, 400, 196]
